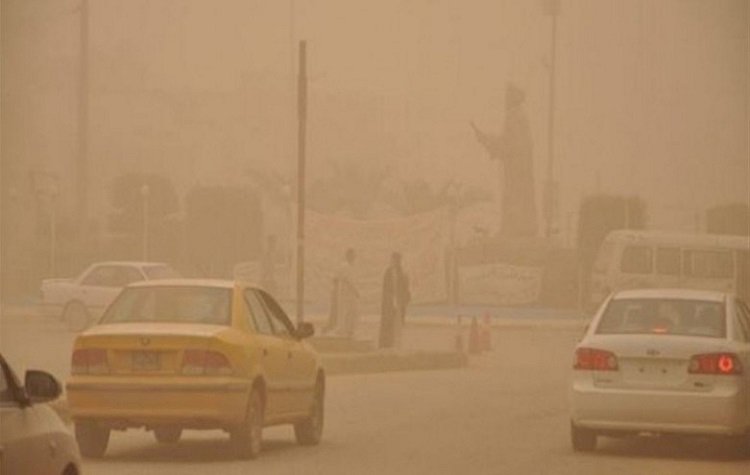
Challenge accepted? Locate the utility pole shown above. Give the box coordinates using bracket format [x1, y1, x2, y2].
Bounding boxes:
[77, 0, 89, 226]
[543, 0, 560, 239]
[296, 40, 308, 324]
[140, 184, 150, 261]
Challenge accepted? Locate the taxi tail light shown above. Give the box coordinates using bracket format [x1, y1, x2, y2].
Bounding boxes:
[688, 353, 742, 375]
[71, 349, 109, 375]
[574, 347, 618, 371]
[181, 349, 232, 376]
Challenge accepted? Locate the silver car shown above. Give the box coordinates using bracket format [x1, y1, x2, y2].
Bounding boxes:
[569, 289, 750, 454]
[0, 354, 82, 474]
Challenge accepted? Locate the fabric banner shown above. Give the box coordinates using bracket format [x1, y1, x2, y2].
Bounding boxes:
[303, 209, 450, 306]
[234, 209, 450, 306]
[458, 262, 542, 306]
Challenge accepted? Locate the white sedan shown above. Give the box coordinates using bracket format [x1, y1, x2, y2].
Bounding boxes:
[1, 353, 81, 474]
[569, 288, 750, 454]
[40, 261, 180, 331]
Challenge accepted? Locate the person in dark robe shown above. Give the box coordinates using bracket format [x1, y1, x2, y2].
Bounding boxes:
[379, 252, 411, 349]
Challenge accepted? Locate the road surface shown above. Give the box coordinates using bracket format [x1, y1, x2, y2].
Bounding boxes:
[1, 307, 747, 474]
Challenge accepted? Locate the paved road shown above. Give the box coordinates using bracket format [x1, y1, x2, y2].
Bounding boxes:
[1, 307, 747, 474]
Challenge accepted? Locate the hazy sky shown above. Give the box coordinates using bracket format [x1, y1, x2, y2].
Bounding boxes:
[4, 0, 748, 232]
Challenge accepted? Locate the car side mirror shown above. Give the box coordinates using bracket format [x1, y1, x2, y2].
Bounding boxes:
[295, 322, 315, 340]
[24, 370, 62, 403]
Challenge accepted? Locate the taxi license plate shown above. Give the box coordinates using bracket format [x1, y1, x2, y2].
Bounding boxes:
[132, 351, 160, 371]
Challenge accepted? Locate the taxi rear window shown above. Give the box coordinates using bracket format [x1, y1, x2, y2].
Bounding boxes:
[103, 286, 231, 325]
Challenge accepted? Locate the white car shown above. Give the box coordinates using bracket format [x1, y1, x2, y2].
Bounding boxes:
[569, 288, 750, 454]
[40, 261, 180, 331]
[0, 353, 82, 474]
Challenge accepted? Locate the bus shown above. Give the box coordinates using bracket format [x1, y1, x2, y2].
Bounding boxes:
[590, 230, 750, 306]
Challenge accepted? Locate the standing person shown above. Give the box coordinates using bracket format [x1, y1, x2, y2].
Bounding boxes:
[259, 235, 278, 296]
[324, 248, 360, 338]
[379, 252, 411, 349]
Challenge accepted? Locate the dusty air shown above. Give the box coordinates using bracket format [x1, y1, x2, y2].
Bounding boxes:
[1, 1, 748, 474]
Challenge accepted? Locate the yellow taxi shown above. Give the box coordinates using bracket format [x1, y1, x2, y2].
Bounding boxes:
[66, 279, 324, 459]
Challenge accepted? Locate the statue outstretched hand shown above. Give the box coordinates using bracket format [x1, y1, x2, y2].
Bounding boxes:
[470, 121, 483, 141]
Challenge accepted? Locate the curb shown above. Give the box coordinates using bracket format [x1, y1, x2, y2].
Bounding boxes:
[322, 350, 468, 375]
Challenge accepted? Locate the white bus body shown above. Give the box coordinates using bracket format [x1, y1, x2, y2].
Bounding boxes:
[590, 230, 750, 306]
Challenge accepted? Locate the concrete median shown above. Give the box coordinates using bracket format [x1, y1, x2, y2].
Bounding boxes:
[322, 349, 468, 375]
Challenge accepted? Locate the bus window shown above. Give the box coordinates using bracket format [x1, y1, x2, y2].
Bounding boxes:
[656, 247, 680, 275]
[620, 246, 652, 274]
[683, 250, 733, 278]
[737, 251, 749, 301]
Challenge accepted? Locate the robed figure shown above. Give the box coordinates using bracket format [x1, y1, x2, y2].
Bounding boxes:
[324, 248, 360, 338]
[379, 252, 411, 349]
[472, 83, 538, 237]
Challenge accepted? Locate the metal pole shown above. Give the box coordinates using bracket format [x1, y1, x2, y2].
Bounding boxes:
[77, 0, 89, 226]
[50, 199, 57, 277]
[296, 40, 308, 324]
[141, 185, 150, 261]
[545, 7, 558, 238]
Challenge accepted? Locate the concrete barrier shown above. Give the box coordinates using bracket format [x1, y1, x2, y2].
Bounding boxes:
[322, 350, 468, 375]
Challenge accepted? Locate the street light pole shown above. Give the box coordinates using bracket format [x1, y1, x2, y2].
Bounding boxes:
[50, 185, 59, 277]
[295, 41, 308, 325]
[77, 0, 89, 226]
[543, 0, 560, 239]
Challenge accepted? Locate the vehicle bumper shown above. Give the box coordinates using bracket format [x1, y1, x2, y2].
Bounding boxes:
[570, 379, 748, 436]
[66, 376, 251, 429]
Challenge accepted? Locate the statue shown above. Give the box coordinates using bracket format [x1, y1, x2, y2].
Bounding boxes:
[472, 84, 538, 237]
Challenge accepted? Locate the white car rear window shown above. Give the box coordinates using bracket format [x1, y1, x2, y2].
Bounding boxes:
[143, 265, 181, 280]
[596, 298, 726, 338]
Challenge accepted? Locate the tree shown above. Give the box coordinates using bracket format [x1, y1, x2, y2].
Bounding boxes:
[185, 186, 262, 277]
[706, 203, 749, 236]
[108, 173, 179, 234]
[577, 194, 647, 269]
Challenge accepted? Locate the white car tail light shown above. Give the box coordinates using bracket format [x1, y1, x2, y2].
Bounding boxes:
[71, 348, 109, 375]
[574, 347, 619, 371]
[688, 353, 743, 375]
[181, 349, 232, 376]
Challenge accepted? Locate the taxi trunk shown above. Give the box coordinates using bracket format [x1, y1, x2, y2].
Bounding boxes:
[66, 323, 250, 430]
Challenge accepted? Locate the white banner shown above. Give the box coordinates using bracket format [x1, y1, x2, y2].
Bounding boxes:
[459, 262, 542, 306]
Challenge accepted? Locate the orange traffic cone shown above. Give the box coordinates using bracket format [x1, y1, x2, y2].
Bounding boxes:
[468, 316, 481, 355]
[480, 313, 492, 351]
[454, 316, 464, 353]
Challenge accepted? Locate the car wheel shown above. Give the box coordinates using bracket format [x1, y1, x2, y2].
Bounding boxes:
[64, 302, 91, 333]
[728, 431, 750, 459]
[75, 421, 110, 458]
[571, 421, 597, 452]
[154, 427, 182, 444]
[294, 378, 324, 446]
[230, 387, 263, 459]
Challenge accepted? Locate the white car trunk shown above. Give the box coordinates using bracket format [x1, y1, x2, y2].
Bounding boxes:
[585, 334, 733, 392]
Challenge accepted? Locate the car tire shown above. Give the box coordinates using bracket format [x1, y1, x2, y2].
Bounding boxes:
[154, 427, 182, 444]
[75, 421, 110, 458]
[728, 431, 750, 459]
[230, 387, 263, 459]
[294, 377, 324, 446]
[571, 422, 597, 452]
[64, 302, 91, 333]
